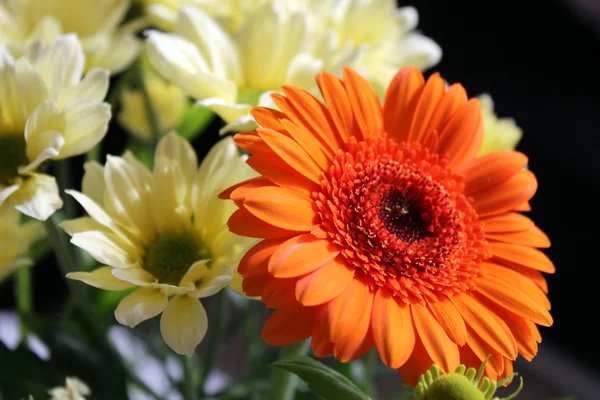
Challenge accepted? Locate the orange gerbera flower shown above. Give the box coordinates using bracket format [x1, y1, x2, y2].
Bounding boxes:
[221, 67, 554, 384]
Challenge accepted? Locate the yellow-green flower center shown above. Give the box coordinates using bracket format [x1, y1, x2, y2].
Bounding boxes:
[0, 134, 27, 185]
[425, 373, 485, 400]
[144, 232, 210, 285]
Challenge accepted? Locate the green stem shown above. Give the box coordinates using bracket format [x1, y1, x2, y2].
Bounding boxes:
[199, 290, 229, 393]
[269, 339, 311, 400]
[56, 159, 75, 219]
[183, 356, 199, 400]
[136, 58, 162, 148]
[44, 214, 162, 400]
[15, 266, 32, 338]
[363, 350, 377, 397]
[86, 145, 101, 163]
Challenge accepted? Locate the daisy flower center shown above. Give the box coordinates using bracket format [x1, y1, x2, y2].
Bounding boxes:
[314, 137, 488, 303]
[0, 134, 27, 185]
[144, 232, 211, 286]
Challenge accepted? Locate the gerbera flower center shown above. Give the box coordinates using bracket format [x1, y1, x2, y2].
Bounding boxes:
[144, 232, 211, 285]
[314, 137, 488, 303]
[0, 134, 27, 185]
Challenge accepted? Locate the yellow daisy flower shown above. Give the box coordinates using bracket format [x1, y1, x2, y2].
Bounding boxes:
[48, 377, 91, 400]
[63, 132, 256, 355]
[0, 34, 111, 221]
[145, 4, 324, 134]
[0, 205, 44, 282]
[0, 0, 141, 74]
[478, 93, 523, 156]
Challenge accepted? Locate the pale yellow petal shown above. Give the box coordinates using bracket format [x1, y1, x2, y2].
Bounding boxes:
[11, 173, 62, 221]
[70, 231, 138, 269]
[81, 161, 105, 205]
[115, 287, 168, 328]
[160, 295, 207, 356]
[58, 67, 110, 108]
[60, 216, 107, 236]
[58, 99, 111, 158]
[67, 266, 135, 291]
[111, 267, 157, 286]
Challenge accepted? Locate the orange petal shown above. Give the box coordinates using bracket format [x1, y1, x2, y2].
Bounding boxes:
[472, 170, 537, 217]
[451, 294, 517, 360]
[278, 86, 342, 155]
[251, 107, 286, 130]
[463, 151, 529, 195]
[221, 176, 273, 200]
[317, 278, 374, 361]
[311, 328, 334, 357]
[244, 186, 316, 232]
[262, 306, 316, 346]
[489, 242, 555, 273]
[465, 327, 505, 377]
[423, 83, 468, 142]
[428, 298, 467, 345]
[481, 212, 534, 233]
[234, 131, 271, 155]
[406, 73, 445, 143]
[242, 275, 270, 297]
[295, 257, 355, 306]
[515, 201, 531, 212]
[412, 302, 459, 373]
[269, 234, 340, 278]
[475, 275, 552, 326]
[262, 277, 299, 308]
[371, 288, 415, 368]
[486, 226, 550, 248]
[335, 329, 374, 363]
[436, 99, 483, 171]
[484, 303, 539, 361]
[317, 71, 356, 142]
[279, 118, 331, 170]
[229, 207, 298, 239]
[383, 67, 425, 142]
[230, 179, 277, 202]
[238, 238, 285, 277]
[397, 335, 432, 386]
[247, 153, 319, 197]
[258, 128, 323, 183]
[342, 67, 383, 140]
[484, 262, 550, 310]
[528, 320, 542, 343]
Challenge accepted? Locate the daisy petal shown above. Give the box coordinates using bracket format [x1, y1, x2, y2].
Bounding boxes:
[160, 295, 208, 356]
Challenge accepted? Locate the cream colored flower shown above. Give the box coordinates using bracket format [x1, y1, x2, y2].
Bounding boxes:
[48, 377, 90, 400]
[478, 93, 523, 156]
[322, 0, 441, 96]
[63, 132, 256, 355]
[0, 206, 44, 282]
[0, 34, 111, 221]
[146, 5, 322, 133]
[0, 0, 141, 74]
[118, 72, 188, 142]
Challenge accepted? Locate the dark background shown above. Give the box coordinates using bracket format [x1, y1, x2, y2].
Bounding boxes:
[1, 0, 600, 398]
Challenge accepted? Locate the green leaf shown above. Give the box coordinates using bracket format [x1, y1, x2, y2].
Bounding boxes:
[270, 356, 372, 400]
[177, 104, 215, 141]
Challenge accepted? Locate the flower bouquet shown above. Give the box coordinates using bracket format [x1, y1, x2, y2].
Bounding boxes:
[0, 1, 554, 399]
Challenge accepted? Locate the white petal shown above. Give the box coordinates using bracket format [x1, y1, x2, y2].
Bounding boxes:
[160, 295, 207, 356]
[14, 58, 49, 114]
[177, 7, 242, 83]
[81, 161, 106, 205]
[58, 99, 111, 158]
[70, 231, 137, 269]
[195, 98, 251, 124]
[111, 268, 157, 286]
[86, 33, 141, 74]
[395, 33, 442, 70]
[178, 261, 232, 299]
[33, 34, 85, 99]
[12, 173, 62, 221]
[145, 31, 238, 103]
[195, 136, 237, 184]
[59, 216, 107, 236]
[285, 53, 323, 91]
[58, 68, 110, 107]
[0, 184, 20, 209]
[65, 190, 120, 233]
[67, 266, 135, 291]
[179, 260, 210, 287]
[115, 287, 168, 328]
[154, 132, 197, 181]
